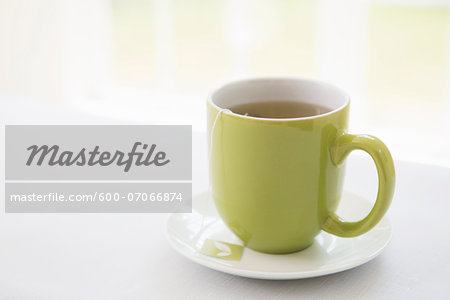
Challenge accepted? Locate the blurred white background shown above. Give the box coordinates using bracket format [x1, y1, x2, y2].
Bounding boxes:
[0, 0, 449, 166]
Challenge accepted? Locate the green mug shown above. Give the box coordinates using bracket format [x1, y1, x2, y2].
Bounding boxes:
[207, 77, 395, 254]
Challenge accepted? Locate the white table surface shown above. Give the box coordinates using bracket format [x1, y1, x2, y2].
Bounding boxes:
[1, 99, 450, 299]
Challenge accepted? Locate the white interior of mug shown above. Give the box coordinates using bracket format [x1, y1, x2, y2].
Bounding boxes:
[208, 77, 350, 120]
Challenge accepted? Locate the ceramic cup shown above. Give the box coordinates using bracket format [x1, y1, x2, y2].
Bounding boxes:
[207, 78, 395, 254]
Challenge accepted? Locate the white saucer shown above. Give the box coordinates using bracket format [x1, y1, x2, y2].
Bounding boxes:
[166, 191, 392, 280]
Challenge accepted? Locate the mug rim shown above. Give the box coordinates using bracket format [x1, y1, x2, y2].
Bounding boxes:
[207, 77, 350, 121]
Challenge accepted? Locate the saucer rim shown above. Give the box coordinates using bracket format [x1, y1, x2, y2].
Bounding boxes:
[165, 192, 392, 280]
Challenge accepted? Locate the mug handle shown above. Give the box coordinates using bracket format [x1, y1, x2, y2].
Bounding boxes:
[322, 133, 395, 237]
